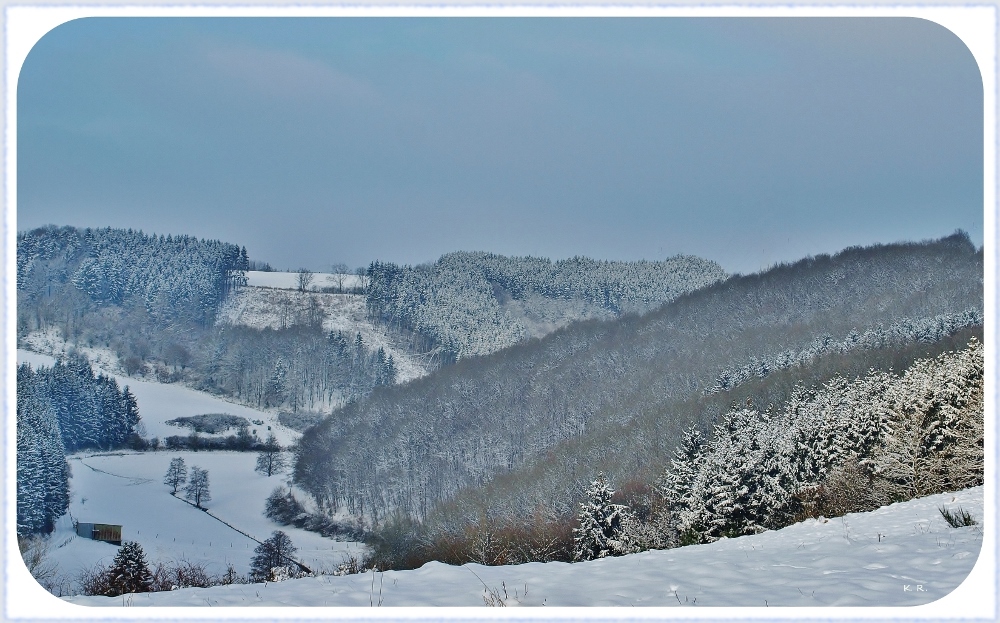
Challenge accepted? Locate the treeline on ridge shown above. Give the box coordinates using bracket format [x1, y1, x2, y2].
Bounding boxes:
[17, 225, 247, 327]
[17, 226, 728, 414]
[294, 233, 982, 525]
[360, 337, 983, 570]
[16, 226, 397, 410]
[365, 251, 727, 362]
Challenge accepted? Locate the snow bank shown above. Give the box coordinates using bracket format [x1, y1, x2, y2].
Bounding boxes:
[57, 486, 985, 609]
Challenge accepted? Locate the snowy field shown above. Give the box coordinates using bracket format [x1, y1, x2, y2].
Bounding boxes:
[17, 349, 299, 446]
[55, 486, 985, 609]
[245, 271, 362, 291]
[40, 450, 362, 587]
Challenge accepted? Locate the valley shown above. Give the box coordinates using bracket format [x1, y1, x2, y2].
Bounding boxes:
[13, 226, 986, 608]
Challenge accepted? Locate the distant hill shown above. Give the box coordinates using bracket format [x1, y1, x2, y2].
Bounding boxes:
[365, 251, 728, 362]
[294, 233, 983, 524]
[16, 225, 728, 416]
[17, 225, 247, 326]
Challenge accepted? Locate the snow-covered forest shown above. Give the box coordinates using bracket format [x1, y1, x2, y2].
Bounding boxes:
[365, 251, 727, 361]
[16, 356, 142, 536]
[17, 225, 248, 326]
[295, 234, 982, 524]
[13, 227, 985, 608]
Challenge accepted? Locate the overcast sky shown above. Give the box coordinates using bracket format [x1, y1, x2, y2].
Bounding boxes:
[16, 17, 984, 274]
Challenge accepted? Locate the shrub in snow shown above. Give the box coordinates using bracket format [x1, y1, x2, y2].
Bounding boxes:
[939, 506, 976, 528]
[269, 566, 293, 582]
[572, 473, 637, 561]
[149, 558, 216, 591]
[793, 458, 880, 520]
[18, 535, 60, 593]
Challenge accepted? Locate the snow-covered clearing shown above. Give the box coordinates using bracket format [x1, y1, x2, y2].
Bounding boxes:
[51, 487, 986, 610]
[216, 287, 430, 384]
[245, 271, 362, 291]
[17, 349, 299, 447]
[41, 451, 362, 586]
[21, 327, 121, 373]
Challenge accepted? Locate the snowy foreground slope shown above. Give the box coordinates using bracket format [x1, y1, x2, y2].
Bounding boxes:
[61, 487, 984, 608]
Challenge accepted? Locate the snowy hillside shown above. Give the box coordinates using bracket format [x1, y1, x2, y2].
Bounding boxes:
[54, 486, 986, 608]
[216, 288, 430, 385]
[17, 349, 300, 447]
[34, 451, 361, 588]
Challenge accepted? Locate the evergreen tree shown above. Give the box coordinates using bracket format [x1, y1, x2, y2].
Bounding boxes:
[572, 474, 636, 561]
[16, 364, 68, 536]
[104, 541, 152, 596]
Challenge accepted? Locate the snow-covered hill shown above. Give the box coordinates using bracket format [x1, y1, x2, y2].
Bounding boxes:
[32, 451, 361, 589]
[216, 287, 431, 385]
[54, 486, 986, 608]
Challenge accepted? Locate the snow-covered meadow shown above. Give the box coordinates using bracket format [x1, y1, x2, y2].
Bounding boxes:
[245, 271, 363, 292]
[50, 486, 985, 609]
[13, 348, 364, 601]
[49, 451, 360, 582]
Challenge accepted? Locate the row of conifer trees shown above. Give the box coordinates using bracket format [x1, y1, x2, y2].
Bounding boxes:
[572, 338, 984, 560]
[16, 355, 142, 536]
[360, 339, 984, 568]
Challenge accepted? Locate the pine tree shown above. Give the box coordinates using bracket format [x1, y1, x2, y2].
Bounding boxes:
[104, 541, 152, 596]
[572, 473, 636, 561]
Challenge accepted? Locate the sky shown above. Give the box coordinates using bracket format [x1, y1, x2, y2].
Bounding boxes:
[16, 17, 985, 275]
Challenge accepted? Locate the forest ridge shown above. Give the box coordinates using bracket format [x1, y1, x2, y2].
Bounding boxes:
[15, 225, 984, 587]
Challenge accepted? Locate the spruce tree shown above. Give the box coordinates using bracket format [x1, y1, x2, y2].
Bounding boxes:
[572, 473, 635, 561]
[105, 541, 152, 596]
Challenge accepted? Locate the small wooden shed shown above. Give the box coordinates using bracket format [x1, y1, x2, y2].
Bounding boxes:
[75, 522, 122, 546]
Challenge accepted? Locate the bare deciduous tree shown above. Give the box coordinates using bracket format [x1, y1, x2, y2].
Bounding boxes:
[184, 467, 211, 509]
[163, 457, 187, 495]
[296, 269, 314, 292]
